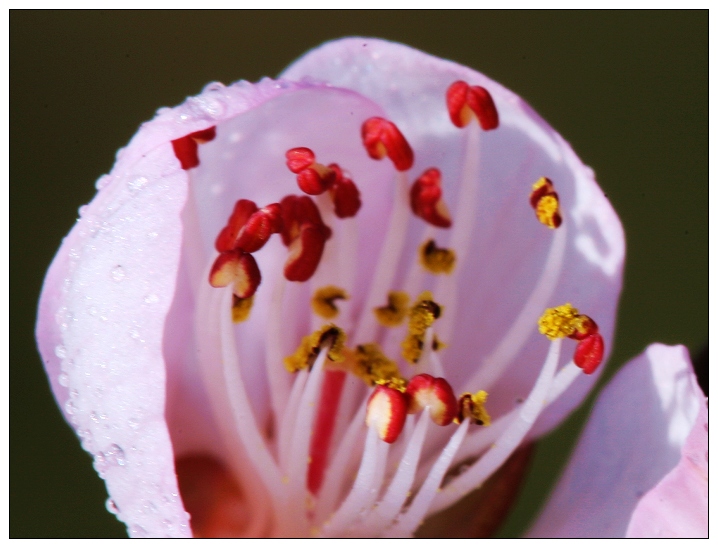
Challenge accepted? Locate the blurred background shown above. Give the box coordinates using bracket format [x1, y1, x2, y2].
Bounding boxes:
[10, 11, 707, 538]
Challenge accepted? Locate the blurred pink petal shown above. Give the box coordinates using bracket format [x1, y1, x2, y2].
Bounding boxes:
[528, 344, 705, 538]
[37, 38, 626, 537]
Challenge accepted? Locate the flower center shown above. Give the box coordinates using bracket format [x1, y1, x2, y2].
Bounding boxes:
[171, 81, 605, 537]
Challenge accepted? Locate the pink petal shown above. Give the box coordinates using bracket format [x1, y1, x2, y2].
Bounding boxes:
[283, 37, 626, 436]
[626, 395, 707, 537]
[35, 78, 388, 537]
[528, 344, 704, 537]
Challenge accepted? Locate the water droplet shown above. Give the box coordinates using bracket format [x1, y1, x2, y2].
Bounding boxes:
[68, 248, 80, 261]
[128, 176, 148, 192]
[78, 205, 89, 217]
[143, 294, 159, 304]
[64, 399, 76, 415]
[203, 81, 225, 92]
[93, 452, 108, 475]
[104, 444, 126, 466]
[58, 372, 69, 387]
[129, 328, 142, 341]
[106, 498, 120, 515]
[88, 305, 99, 316]
[95, 175, 112, 190]
[54, 345, 67, 359]
[147, 231, 159, 239]
[111, 265, 125, 282]
[128, 417, 140, 430]
[90, 411, 100, 423]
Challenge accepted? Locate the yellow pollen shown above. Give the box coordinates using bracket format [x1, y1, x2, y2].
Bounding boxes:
[531, 177, 562, 229]
[419, 239, 457, 275]
[311, 285, 349, 319]
[375, 376, 408, 392]
[231, 294, 254, 323]
[456, 390, 491, 426]
[432, 334, 447, 352]
[284, 324, 347, 373]
[401, 291, 442, 364]
[347, 343, 403, 386]
[374, 290, 411, 327]
[538, 303, 583, 340]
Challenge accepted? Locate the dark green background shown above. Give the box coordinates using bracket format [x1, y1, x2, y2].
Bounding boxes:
[11, 11, 707, 538]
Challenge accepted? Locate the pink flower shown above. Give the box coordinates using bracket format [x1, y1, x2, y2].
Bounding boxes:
[35, 38, 701, 538]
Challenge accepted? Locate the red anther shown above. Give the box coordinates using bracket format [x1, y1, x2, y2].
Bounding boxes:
[446, 81, 499, 130]
[405, 374, 458, 426]
[286, 147, 316, 173]
[569, 315, 599, 341]
[171, 126, 217, 170]
[366, 384, 408, 444]
[279, 195, 331, 246]
[574, 333, 605, 375]
[328, 164, 362, 218]
[361, 117, 414, 171]
[410, 168, 452, 228]
[234, 203, 284, 253]
[284, 224, 326, 282]
[215, 199, 258, 252]
[209, 249, 262, 298]
[296, 166, 336, 195]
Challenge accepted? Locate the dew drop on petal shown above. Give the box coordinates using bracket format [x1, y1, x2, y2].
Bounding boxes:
[95, 175, 112, 190]
[58, 372, 69, 387]
[64, 399, 76, 415]
[110, 265, 125, 282]
[105, 443, 126, 466]
[54, 345, 67, 359]
[143, 293, 159, 304]
[106, 498, 120, 515]
[128, 176, 148, 192]
[77, 205, 88, 218]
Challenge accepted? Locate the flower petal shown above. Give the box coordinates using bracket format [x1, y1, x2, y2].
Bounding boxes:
[527, 344, 704, 537]
[283, 37, 625, 435]
[625, 392, 707, 537]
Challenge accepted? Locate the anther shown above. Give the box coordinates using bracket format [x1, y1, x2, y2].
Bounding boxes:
[537, 303, 581, 340]
[233, 203, 284, 253]
[215, 199, 259, 253]
[455, 390, 491, 426]
[366, 384, 408, 444]
[286, 147, 337, 196]
[327, 164, 362, 218]
[530, 177, 562, 229]
[405, 374, 458, 426]
[279, 195, 332, 246]
[284, 223, 327, 282]
[284, 324, 347, 373]
[401, 291, 442, 364]
[351, 343, 402, 386]
[574, 333, 605, 375]
[410, 168, 453, 228]
[231, 294, 254, 323]
[446, 81, 499, 130]
[311, 286, 349, 319]
[361, 117, 414, 171]
[171, 126, 217, 170]
[374, 290, 411, 327]
[208, 249, 261, 299]
[419, 239, 456, 275]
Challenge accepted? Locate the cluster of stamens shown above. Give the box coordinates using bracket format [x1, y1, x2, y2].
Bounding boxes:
[170, 78, 608, 536]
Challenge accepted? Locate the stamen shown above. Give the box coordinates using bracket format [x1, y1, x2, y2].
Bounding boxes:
[410, 168, 453, 228]
[284, 324, 347, 373]
[171, 126, 217, 170]
[350, 343, 403, 386]
[406, 374, 458, 426]
[374, 290, 410, 327]
[327, 164, 362, 218]
[215, 199, 258, 253]
[366, 384, 409, 444]
[284, 224, 327, 282]
[231, 294, 254, 323]
[361, 117, 414, 171]
[446, 81, 499, 130]
[530, 177, 562, 229]
[286, 147, 336, 195]
[401, 291, 441, 364]
[455, 390, 491, 426]
[574, 333, 605, 374]
[419, 239, 456, 275]
[311, 285, 349, 319]
[208, 249, 261, 298]
[233, 203, 283, 253]
[537, 303, 581, 340]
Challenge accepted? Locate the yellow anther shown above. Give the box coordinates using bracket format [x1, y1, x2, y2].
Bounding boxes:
[231, 294, 254, 323]
[419, 239, 457, 275]
[456, 390, 491, 426]
[375, 376, 408, 393]
[530, 177, 562, 229]
[311, 285, 348, 319]
[374, 290, 411, 327]
[538, 303, 582, 340]
[350, 343, 403, 386]
[284, 324, 347, 373]
[401, 291, 442, 364]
